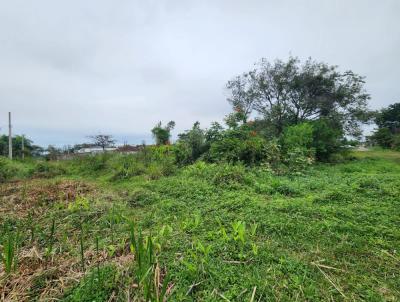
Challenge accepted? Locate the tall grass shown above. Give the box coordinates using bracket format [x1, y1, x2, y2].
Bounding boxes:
[45, 218, 56, 262]
[0, 230, 19, 274]
[79, 220, 85, 271]
[129, 221, 170, 301]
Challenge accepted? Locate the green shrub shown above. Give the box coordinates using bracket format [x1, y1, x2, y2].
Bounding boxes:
[111, 156, 146, 180]
[311, 119, 344, 161]
[182, 161, 253, 187]
[212, 163, 252, 187]
[283, 148, 314, 173]
[207, 128, 281, 167]
[146, 156, 176, 180]
[270, 180, 301, 196]
[29, 161, 66, 178]
[281, 123, 314, 153]
[182, 161, 216, 180]
[368, 128, 393, 148]
[175, 121, 207, 165]
[356, 177, 382, 192]
[313, 190, 352, 204]
[174, 142, 192, 166]
[69, 148, 177, 180]
[208, 135, 242, 163]
[70, 153, 113, 175]
[0, 157, 19, 181]
[328, 153, 345, 163]
[126, 188, 159, 207]
[393, 134, 400, 150]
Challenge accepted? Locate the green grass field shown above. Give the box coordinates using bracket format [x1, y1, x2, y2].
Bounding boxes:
[1, 150, 399, 301]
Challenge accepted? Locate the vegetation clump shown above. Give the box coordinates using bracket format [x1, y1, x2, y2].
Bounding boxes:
[368, 102, 400, 150]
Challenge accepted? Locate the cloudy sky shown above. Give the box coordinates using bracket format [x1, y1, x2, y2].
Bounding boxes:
[1, 0, 399, 146]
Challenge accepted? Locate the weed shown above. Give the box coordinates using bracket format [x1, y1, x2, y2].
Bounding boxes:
[79, 219, 85, 271]
[128, 221, 171, 301]
[0, 230, 19, 274]
[27, 211, 35, 243]
[68, 196, 90, 212]
[62, 265, 118, 302]
[45, 218, 56, 261]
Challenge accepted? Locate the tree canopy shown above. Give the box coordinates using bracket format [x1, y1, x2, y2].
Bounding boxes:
[152, 121, 175, 145]
[0, 135, 42, 158]
[375, 102, 400, 133]
[369, 102, 400, 149]
[227, 56, 370, 137]
[88, 134, 116, 150]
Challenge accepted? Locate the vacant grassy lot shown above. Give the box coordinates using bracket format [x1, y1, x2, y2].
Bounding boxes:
[1, 150, 399, 301]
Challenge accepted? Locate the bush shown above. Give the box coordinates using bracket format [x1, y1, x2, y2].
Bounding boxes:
[328, 153, 345, 163]
[175, 121, 207, 165]
[284, 148, 314, 173]
[71, 153, 112, 175]
[111, 155, 146, 180]
[174, 142, 192, 166]
[0, 157, 20, 181]
[392, 134, 400, 150]
[368, 128, 393, 148]
[311, 119, 344, 161]
[136, 146, 177, 180]
[211, 163, 253, 187]
[181, 161, 216, 180]
[126, 188, 159, 207]
[29, 161, 66, 178]
[281, 123, 315, 172]
[313, 190, 352, 205]
[208, 135, 243, 163]
[281, 123, 314, 153]
[207, 127, 281, 167]
[182, 161, 253, 187]
[270, 180, 301, 196]
[69, 147, 177, 181]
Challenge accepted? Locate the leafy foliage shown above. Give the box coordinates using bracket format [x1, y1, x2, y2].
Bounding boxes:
[310, 118, 344, 161]
[151, 121, 175, 145]
[369, 102, 400, 149]
[227, 56, 370, 136]
[0, 135, 42, 158]
[175, 121, 207, 165]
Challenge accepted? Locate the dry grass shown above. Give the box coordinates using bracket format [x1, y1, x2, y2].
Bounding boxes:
[0, 180, 94, 219]
[0, 242, 135, 301]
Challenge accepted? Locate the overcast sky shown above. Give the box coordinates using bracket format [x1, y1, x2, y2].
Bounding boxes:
[1, 0, 399, 146]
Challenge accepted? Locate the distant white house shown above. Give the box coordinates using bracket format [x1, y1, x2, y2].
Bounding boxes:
[76, 147, 117, 154]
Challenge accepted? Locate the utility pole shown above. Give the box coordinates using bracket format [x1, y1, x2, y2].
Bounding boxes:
[8, 112, 12, 160]
[22, 134, 25, 160]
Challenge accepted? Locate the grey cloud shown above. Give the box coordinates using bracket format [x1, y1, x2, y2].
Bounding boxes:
[0, 0, 399, 146]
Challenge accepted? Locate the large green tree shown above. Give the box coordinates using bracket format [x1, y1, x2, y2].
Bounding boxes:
[0, 135, 42, 158]
[369, 102, 400, 149]
[375, 102, 400, 133]
[226, 56, 371, 137]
